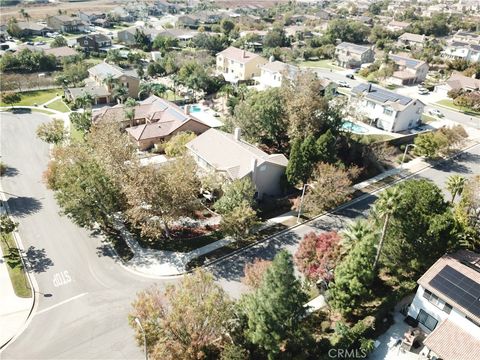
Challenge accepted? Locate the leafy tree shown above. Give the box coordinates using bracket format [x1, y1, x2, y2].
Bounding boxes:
[316, 129, 337, 164]
[36, 119, 66, 145]
[446, 175, 466, 203]
[380, 179, 456, 277]
[52, 144, 123, 228]
[214, 178, 256, 215]
[138, 82, 167, 99]
[455, 176, 480, 250]
[220, 344, 249, 360]
[1, 92, 21, 107]
[220, 201, 258, 239]
[294, 231, 342, 283]
[129, 269, 233, 360]
[302, 163, 357, 214]
[263, 27, 287, 48]
[220, 18, 235, 35]
[124, 157, 200, 239]
[0, 215, 18, 237]
[124, 97, 137, 127]
[106, 49, 123, 65]
[192, 33, 227, 53]
[328, 229, 376, 317]
[232, 87, 287, 147]
[51, 36, 68, 48]
[414, 126, 467, 159]
[56, 62, 88, 87]
[164, 132, 196, 157]
[0, 49, 56, 73]
[241, 251, 310, 359]
[242, 258, 272, 290]
[134, 29, 151, 51]
[69, 111, 92, 135]
[325, 19, 371, 44]
[285, 138, 303, 186]
[371, 187, 401, 270]
[152, 35, 179, 52]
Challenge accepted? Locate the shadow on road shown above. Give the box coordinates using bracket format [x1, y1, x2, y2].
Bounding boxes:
[24, 246, 54, 273]
[1, 166, 19, 177]
[7, 196, 42, 217]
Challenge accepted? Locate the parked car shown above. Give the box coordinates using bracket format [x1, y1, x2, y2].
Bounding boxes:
[338, 80, 350, 88]
[418, 88, 429, 95]
[429, 109, 444, 117]
[346, 74, 355, 79]
[34, 41, 46, 46]
[26, 41, 34, 45]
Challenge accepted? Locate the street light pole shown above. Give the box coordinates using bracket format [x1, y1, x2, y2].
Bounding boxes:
[401, 144, 416, 169]
[134, 317, 148, 360]
[296, 183, 313, 224]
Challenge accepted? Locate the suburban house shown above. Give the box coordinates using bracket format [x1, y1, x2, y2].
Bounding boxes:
[65, 62, 139, 104]
[442, 41, 480, 63]
[405, 250, 480, 360]
[334, 42, 375, 69]
[77, 11, 110, 27]
[15, 21, 51, 37]
[216, 46, 268, 83]
[350, 83, 425, 132]
[109, 7, 134, 22]
[76, 34, 112, 52]
[92, 95, 210, 149]
[387, 54, 429, 85]
[186, 128, 289, 199]
[257, 59, 299, 89]
[398, 32, 428, 49]
[434, 72, 480, 96]
[43, 46, 78, 61]
[452, 30, 480, 45]
[46, 15, 86, 33]
[386, 20, 410, 32]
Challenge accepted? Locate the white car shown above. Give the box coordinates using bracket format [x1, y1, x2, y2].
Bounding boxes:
[338, 80, 350, 88]
[418, 88, 429, 95]
[429, 109, 444, 117]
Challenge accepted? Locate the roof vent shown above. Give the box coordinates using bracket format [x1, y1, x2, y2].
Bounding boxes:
[234, 128, 241, 141]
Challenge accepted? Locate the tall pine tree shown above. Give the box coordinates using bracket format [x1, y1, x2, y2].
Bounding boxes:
[286, 138, 304, 186]
[241, 251, 310, 359]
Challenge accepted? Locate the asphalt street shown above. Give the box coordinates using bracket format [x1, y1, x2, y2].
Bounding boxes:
[0, 111, 479, 359]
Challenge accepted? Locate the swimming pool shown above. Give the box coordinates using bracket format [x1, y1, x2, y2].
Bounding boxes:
[341, 120, 369, 134]
[189, 105, 202, 113]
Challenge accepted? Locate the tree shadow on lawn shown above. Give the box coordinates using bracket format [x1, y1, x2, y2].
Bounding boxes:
[24, 246, 54, 273]
[209, 230, 301, 282]
[6, 196, 42, 217]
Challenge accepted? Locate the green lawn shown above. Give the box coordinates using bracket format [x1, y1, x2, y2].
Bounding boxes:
[84, 58, 104, 66]
[421, 114, 436, 123]
[0, 89, 61, 107]
[0, 234, 32, 298]
[47, 99, 70, 113]
[70, 126, 84, 143]
[436, 99, 480, 116]
[297, 59, 341, 70]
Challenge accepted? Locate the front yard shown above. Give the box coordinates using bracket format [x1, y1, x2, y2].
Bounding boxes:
[0, 233, 32, 298]
[297, 59, 341, 70]
[436, 99, 480, 117]
[46, 99, 70, 113]
[0, 89, 61, 107]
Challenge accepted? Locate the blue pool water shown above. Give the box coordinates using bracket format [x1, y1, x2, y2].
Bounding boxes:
[190, 105, 202, 113]
[341, 120, 368, 134]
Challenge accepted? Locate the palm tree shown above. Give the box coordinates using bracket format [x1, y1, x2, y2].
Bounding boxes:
[124, 97, 137, 127]
[371, 187, 401, 270]
[340, 219, 377, 256]
[446, 175, 466, 203]
[113, 85, 129, 104]
[19, 8, 30, 22]
[138, 83, 166, 100]
[218, 83, 234, 112]
[102, 74, 118, 92]
[75, 93, 94, 111]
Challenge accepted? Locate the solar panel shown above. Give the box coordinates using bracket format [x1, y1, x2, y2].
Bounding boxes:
[429, 265, 480, 318]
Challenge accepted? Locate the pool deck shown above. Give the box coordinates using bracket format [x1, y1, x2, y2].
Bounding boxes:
[343, 120, 402, 137]
[189, 104, 224, 128]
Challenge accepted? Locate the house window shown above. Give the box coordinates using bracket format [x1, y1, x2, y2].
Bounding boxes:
[423, 289, 452, 314]
[383, 107, 393, 116]
[84, 40, 89, 45]
[417, 309, 438, 331]
[240, 63, 244, 68]
[230, 60, 234, 64]
[366, 100, 375, 109]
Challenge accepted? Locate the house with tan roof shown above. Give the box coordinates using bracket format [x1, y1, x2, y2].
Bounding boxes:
[387, 54, 429, 86]
[257, 59, 299, 89]
[435, 72, 480, 96]
[65, 62, 139, 104]
[93, 95, 210, 150]
[350, 83, 425, 132]
[216, 46, 268, 83]
[398, 32, 428, 49]
[386, 20, 410, 32]
[186, 128, 288, 198]
[334, 42, 375, 69]
[405, 250, 480, 360]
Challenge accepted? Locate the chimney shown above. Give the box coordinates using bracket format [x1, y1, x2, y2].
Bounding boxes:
[243, 49, 246, 58]
[367, 83, 372, 93]
[184, 104, 190, 115]
[234, 128, 241, 141]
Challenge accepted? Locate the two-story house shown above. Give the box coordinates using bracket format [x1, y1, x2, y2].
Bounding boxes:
[452, 30, 480, 45]
[334, 42, 375, 69]
[216, 46, 268, 83]
[350, 83, 425, 132]
[257, 59, 299, 89]
[406, 250, 480, 360]
[386, 20, 411, 33]
[65, 62, 139, 105]
[398, 32, 428, 49]
[77, 11, 110, 28]
[76, 33, 112, 52]
[186, 128, 288, 199]
[387, 54, 429, 86]
[46, 15, 86, 33]
[442, 41, 480, 63]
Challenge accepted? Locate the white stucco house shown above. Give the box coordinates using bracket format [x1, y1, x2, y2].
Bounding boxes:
[406, 250, 480, 360]
[350, 83, 425, 132]
[257, 59, 299, 89]
[186, 128, 288, 199]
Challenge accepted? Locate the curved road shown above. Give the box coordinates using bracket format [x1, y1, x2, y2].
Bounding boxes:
[1, 112, 479, 358]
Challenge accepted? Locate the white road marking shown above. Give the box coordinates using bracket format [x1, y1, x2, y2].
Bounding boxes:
[35, 292, 88, 316]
